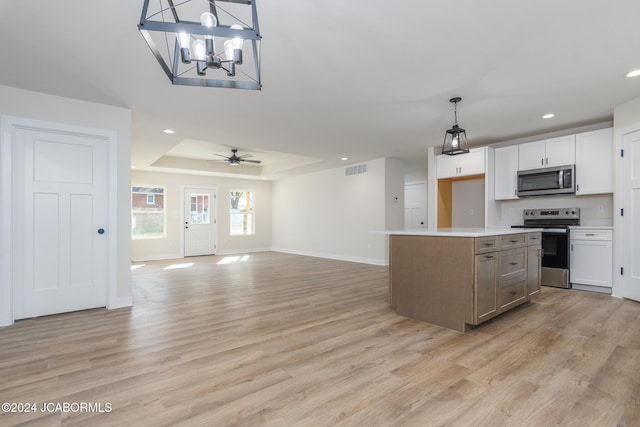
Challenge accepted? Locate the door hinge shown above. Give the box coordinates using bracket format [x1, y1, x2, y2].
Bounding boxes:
[621, 149, 624, 157]
[621, 267, 624, 275]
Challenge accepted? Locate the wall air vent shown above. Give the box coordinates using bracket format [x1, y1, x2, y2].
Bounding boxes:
[345, 164, 368, 176]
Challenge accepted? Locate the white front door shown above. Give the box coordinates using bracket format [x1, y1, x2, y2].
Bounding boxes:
[184, 187, 217, 257]
[12, 126, 108, 319]
[621, 130, 640, 302]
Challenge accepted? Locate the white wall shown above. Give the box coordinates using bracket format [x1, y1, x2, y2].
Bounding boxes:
[272, 157, 404, 265]
[0, 85, 132, 322]
[452, 178, 485, 227]
[131, 170, 272, 261]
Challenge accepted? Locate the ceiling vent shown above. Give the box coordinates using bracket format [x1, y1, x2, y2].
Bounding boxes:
[345, 164, 368, 176]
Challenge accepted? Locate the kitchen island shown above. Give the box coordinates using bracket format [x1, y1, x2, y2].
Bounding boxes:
[388, 228, 542, 333]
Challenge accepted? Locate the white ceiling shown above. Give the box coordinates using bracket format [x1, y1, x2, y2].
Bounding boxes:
[1, 1, 639, 179]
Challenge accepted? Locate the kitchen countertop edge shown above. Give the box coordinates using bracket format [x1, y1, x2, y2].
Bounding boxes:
[381, 227, 544, 238]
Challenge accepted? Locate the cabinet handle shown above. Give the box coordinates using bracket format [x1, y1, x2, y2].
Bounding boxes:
[510, 290, 518, 296]
[541, 158, 544, 166]
[483, 242, 493, 246]
[571, 244, 573, 251]
[545, 158, 548, 165]
[509, 239, 518, 243]
[585, 233, 595, 236]
[577, 184, 580, 192]
[485, 255, 494, 259]
[509, 262, 518, 266]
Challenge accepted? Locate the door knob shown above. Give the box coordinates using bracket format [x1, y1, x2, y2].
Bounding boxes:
[97, 228, 105, 234]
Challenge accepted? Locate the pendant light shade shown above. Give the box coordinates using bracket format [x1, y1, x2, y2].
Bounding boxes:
[442, 97, 470, 155]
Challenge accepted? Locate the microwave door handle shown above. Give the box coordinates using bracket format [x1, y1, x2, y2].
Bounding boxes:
[558, 170, 564, 189]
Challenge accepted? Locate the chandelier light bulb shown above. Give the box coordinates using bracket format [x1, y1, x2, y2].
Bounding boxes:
[192, 39, 206, 61]
[452, 135, 459, 149]
[229, 24, 244, 64]
[200, 12, 217, 28]
[201, 12, 217, 54]
[177, 32, 191, 63]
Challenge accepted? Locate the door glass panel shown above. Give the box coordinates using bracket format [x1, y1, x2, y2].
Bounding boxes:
[190, 194, 210, 224]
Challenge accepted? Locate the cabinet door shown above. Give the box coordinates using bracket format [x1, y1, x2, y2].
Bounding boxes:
[527, 244, 541, 296]
[518, 140, 546, 171]
[575, 128, 613, 195]
[570, 239, 613, 288]
[545, 135, 575, 167]
[459, 149, 485, 176]
[495, 146, 519, 200]
[474, 253, 498, 322]
[436, 154, 459, 179]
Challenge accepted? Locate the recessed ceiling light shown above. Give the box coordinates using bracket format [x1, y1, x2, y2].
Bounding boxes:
[626, 69, 640, 78]
[542, 113, 555, 119]
[341, 157, 348, 161]
[163, 129, 175, 134]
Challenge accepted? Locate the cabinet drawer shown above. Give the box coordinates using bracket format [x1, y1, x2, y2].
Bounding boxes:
[475, 236, 499, 254]
[500, 234, 526, 249]
[499, 278, 527, 310]
[527, 232, 542, 246]
[499, 247, 526, 281]
[571, 229, 612, 241]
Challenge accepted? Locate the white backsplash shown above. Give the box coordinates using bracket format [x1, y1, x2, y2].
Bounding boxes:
[492, 194, 613, 226]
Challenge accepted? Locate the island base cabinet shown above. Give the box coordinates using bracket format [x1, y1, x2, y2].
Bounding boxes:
[390, 232, 540, 333]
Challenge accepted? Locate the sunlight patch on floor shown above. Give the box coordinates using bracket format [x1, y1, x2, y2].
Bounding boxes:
[131, 264, 145, 271]
[163, 263, 194, 270]
[217, 255, 250, 265]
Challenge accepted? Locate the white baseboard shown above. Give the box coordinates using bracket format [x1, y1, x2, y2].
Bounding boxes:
[109, 296, 133, 309]
[131, 253, 183, 263]
[215, 248, 271, 256]
[271, 247, 388, 266]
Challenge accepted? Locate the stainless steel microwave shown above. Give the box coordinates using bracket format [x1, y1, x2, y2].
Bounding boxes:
[517, 165, 575, 197]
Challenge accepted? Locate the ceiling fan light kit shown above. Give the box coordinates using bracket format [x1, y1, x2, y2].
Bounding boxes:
[138, 0, 262, 90]
[442, 97, 470, 156]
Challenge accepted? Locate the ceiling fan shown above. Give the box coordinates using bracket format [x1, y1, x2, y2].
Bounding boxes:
[214, 149, 262, 166]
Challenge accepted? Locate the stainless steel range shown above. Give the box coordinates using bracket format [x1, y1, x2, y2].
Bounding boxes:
[512, 208, 580, 288]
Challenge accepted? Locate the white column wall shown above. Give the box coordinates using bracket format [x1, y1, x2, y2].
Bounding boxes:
[0, 85, 132, 324]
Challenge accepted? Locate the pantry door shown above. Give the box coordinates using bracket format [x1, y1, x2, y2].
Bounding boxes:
[184, 187, 217, 257]
[12, 125, 109, 319]
[621, 129, 640, 302]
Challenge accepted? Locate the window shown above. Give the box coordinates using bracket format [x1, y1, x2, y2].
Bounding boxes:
[132, 186, 165, 239]
[230, 191, 254, 235]
[190, 194, 210, 224]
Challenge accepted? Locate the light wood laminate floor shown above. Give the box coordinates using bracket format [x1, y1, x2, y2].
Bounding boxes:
[1, 252, 639, 426]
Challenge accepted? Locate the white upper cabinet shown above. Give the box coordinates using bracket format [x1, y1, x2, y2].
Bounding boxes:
[436, 148, 485, 179]
[518, 135, 575, 171]
[575, 128, 613, 195]
[494, 145, 519, 200]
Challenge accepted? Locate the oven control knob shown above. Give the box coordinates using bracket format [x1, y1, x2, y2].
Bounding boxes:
[525, 212, 529, 216]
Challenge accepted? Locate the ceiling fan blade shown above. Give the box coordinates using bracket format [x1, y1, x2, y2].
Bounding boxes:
[241, 159, 262, 164]
[212, 153, 231, 159]
[238, 153, 254, 159]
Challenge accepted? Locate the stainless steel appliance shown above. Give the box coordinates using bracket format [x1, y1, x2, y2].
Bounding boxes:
[517, 165, 575, 197]
[512, 208, 580, 288]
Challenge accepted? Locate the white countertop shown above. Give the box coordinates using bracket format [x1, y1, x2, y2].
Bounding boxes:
[383, 227, 544, 238]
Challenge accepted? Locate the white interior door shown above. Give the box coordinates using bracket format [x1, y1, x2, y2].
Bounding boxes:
[622, 129, 640, 302]
[404, 182, 426, 229]
[13, 127, 108, 319]
[184, 187, 217, 257]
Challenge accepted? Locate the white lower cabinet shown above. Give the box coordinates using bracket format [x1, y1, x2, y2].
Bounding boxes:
[570, 228, 613, 293]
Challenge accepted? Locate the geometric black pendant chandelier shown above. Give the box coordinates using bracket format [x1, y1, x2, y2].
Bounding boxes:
[442, 97, 470, 155]
[138, 0, 262, 90]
